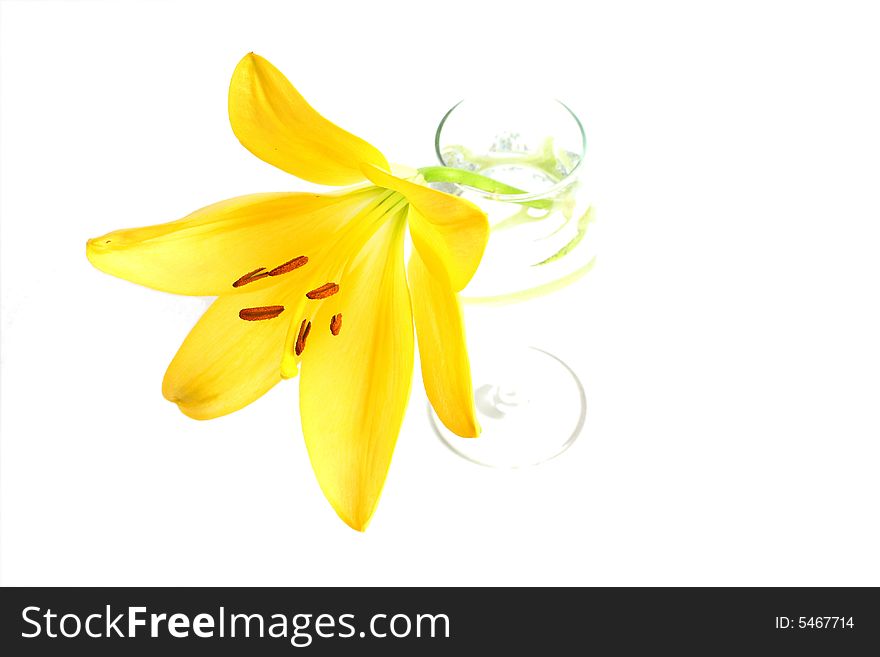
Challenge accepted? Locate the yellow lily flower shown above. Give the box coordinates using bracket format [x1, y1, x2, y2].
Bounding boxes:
[86, 53, 488, 531]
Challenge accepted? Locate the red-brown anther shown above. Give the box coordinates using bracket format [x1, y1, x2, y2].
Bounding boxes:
[238, 305, 285, 321]
[232, 268, 270, 288]
[268, 255, 309, 276]
[306, 282, 339, 299]
[295, 319, 312, 356]
[330, 313, 342, 336]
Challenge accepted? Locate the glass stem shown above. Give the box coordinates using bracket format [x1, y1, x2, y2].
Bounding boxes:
[418, 166, 552, 210]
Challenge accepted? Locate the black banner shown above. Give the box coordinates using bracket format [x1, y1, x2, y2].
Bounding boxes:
[1, 587, 877, 654]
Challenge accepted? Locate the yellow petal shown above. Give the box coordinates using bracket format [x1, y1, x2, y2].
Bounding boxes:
[279, 191, 410, 379]
[299, 216, 413, 531]
[360, 163, 489, 291]
[163, 282, 302, 420]
[229, 53, 389, 185]
[86, 188, 388, 296]
[409, 252, 480, 437]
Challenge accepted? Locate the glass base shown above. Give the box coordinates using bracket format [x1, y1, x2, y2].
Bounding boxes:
[430, 347, 586, 468]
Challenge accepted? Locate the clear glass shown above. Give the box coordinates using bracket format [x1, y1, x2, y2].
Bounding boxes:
[429, 96, 595, 467]
[434, 96, 595, 300]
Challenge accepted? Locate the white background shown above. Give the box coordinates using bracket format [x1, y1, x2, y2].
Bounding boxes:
[2, 0, 879, 586]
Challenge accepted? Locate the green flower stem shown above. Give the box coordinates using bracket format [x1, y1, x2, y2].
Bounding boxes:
[418, 166, 552, 210]
[533, 206, 595, 266]
[461, 257, 597, 306]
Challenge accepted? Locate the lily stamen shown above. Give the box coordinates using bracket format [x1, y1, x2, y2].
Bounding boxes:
[238, 305, 285, 321]
[232, 268, 269, 288]
[269, 255, 309, 276]
[306, 282, 339, 299]
[295, 318, 312, 355]
[330, 313, 342, 336]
